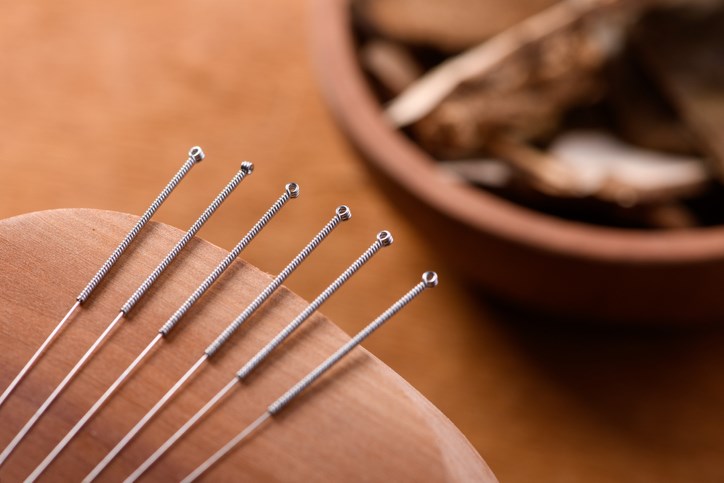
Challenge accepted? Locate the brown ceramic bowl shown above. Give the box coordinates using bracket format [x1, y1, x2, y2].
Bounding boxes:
[311, 0, 724, 323]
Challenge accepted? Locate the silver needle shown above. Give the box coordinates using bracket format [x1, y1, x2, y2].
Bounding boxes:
[0, 147, 204, 411]
[125, 230, 392, 482]
[159, 182, 300, 337]
[237, 230, 393, 379]
[0, 161, 252, 469]
[25, 184, 297, 482]
[84, 206, 351, 482]
[181, 412, 270, 483]
[181, 272, 439, 483]
[203, 205, 352, 358]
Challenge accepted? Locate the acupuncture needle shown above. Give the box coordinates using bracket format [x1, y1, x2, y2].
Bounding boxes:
[125, 230, 393, 481]
[25, 183, 298, 483]
[84, 205, 351, 482]
[0, 147, 204, 411]
[0, 161, 253, 468]
[181, 271, 439, 483]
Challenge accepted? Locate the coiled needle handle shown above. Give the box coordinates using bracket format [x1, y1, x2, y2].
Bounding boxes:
[83, 206, 350, 483]
[120, 161, 254, 315]
[26, 183, 296, 483]
[160, 182, 300, 336]
[0, 146, 203, 411]
[181, 272, 439, 483]
[125, 230, 392, 482]
[78, 146, 206, 304]
[269, 271, 438, 415]
[0, 160, 251, 469]
[237, 230, 393, 379]
[204, 205, 352, 358]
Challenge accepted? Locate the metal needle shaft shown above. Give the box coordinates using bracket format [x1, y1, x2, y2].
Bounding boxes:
[181, 272, 439, 483]
[0, 162, 251, 468]
[181, 412, 271, 483]
[120, 162, 254, 315]
[237, 230, 393, 380]
[0, 301, 79, 412]
[0, 312, 124, 467]
[84, 206, 350, 482]
[125, 230, 391, 481]
[0, 147, 203, 411]
[84, 355, 207, 483]
[269, 271, 438, 415]
[124, 379, 238, 483]
[25, 333, 163, 483]
[26, 183, 296, 482]
[204, 205, 352, 358]
[159, 182, 300, 336]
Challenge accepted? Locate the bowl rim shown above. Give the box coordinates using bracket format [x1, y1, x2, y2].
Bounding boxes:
[311, 0, 724, 265]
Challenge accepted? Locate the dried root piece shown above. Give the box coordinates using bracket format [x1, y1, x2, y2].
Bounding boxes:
[606, 50, 699, 156]
[354, 0, 724, 229]
[385, 0, 627, 128]
[439, 158, 513, 188]
[483, 136, 585, 198]
[360, 40, 424, 96]
[466, 131, 709, 205]
[441, 152, 701, 229]
[633, 7, 724, 181]
[549, 130, 709, 205]
[354, 0, 559, 53]
[412, 68, 604, 158]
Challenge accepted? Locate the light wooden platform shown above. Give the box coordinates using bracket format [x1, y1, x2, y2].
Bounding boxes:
[0, 209, 495, 482]
[3, 2, 724, 481]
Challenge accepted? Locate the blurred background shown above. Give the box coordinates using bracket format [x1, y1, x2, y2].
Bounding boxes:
[1, 1, 724, 482]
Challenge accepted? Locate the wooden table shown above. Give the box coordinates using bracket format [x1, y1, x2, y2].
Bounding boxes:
[0, 2, 723, 481]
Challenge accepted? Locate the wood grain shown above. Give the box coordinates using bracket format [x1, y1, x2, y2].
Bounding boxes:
[2, 2, 724, 482]
[0, 209, 494, 482]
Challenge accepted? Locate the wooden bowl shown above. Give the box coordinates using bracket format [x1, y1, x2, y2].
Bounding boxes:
[311, 0, 724, 323]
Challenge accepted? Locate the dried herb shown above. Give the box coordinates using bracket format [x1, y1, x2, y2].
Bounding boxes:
[354, 0, 724, 229]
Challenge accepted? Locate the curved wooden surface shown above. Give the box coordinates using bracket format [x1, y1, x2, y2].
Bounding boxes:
[0, 209, 495, 482]
[3, 2, 724, 482]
